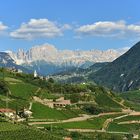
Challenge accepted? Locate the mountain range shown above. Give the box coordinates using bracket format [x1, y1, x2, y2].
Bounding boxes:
[52, 41, 140, 92]
[90, 41, 140, 92]
[1, 42, 140, 92]
[6, 43, 126, 75]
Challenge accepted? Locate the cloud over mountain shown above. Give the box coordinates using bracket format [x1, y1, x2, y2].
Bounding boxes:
[6, 19, 140, 40]
[10, 19, 70, 40]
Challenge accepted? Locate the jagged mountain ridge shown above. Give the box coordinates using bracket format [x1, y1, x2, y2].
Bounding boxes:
[90, 41, 140, 92]
[9, 43, 126, 66]
[6, 43, 127, 75]
[4, 44, 125, 76]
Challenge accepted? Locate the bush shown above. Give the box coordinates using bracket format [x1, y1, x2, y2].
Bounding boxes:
[0, 80, 9, 95]
[70, 131, 81, 138]
[83, 104, 103, 115]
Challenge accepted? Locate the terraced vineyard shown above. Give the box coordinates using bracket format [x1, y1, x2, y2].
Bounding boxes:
[36, 113, 124, 130]
[108, 122, 140, 133]
[0, 120, 61, 140]
[31, 102, 81, 120]
[0, 69, 140, 139]
[107, 114, 140, 134]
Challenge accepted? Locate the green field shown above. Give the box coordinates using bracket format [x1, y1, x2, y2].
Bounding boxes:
[9, 82, 38, 100]
[108, 114, 140, 133]
[36, 114, 123, 129]
[114, 115, 140, 123]
[121, 90, 140, 111]
[0, 76, 38, 109]
[95, 92, 123, 109]
[123, 100, 140, 111]
[108, 122, 140, 133]
[32, 102, 81, 120]
[0, 121, 61, 140]
[0, 122, 23, 131]
[121, 90, 140, 103]
[5, 77, 23, 83]
[47, 120, 102, 129]
[0, 98, 6, 107]
[37, 89, 59, 99]
[1, 69, 140, 139]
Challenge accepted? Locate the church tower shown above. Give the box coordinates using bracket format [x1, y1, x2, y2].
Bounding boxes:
[34, 70, 37, 78]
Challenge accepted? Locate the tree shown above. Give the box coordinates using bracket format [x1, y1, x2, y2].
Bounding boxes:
[48, 78, 54, 83]
[70, 94, 81, 103]
[0, 80, 9, 95]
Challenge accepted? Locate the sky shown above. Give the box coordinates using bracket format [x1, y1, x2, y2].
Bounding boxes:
[0, 0, 140, 52]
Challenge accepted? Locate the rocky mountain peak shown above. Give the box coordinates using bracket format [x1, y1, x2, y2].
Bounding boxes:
[7, 43, 128, 66]
[30, 43, 57, 52]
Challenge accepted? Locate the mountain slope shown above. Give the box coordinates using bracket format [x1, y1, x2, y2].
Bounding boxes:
[0, 52, 18, 67]
[51, 62, 109, 84]
[0, 52, 31, 73]
[23, 60, 77, 76]
[1, 68, 140, 139]
[90, 41, 140, 92]
[0, 68, 127, 111]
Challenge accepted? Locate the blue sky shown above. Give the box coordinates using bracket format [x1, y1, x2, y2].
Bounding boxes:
[0, 0, 140, 52]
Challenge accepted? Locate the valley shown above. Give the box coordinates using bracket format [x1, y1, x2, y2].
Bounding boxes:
[0, 67, 140, 139]
[1, 1, 140, 139]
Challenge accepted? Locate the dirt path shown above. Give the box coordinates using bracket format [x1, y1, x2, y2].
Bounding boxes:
[120, 99, 124, 105]
[101, 110, 140, 131]
[101, 111, 140, 130]
[67, 129, 130, 135]
[111, 97, 128, 109]
[68, 129, 104, 133]
[118, 120, 140, 124]
[102, 118, 113, 131]
[113, 111, 140, 121]
[29, 115, 94, 125]
[129, 111, 140, 116]
[114, 114, 129, 120]
[29, 119, 55, 122]
[28, 112, 123, 125]
[101, 113, 130, 131]
[97, 112, 123, 117]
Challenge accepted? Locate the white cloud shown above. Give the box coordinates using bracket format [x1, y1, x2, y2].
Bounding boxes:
[61, 24, 72, 30]
[76, 20, 140, 38]
[10, 19, 70, 40]
[0, 22, 8, 31]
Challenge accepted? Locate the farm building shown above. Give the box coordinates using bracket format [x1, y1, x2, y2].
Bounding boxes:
[0, 108, 15, 113]
[33, 96, 71, 108]
[0, 108, 15, 119]
[54, 97, 71, 108]
[18, 107, 33, 118]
